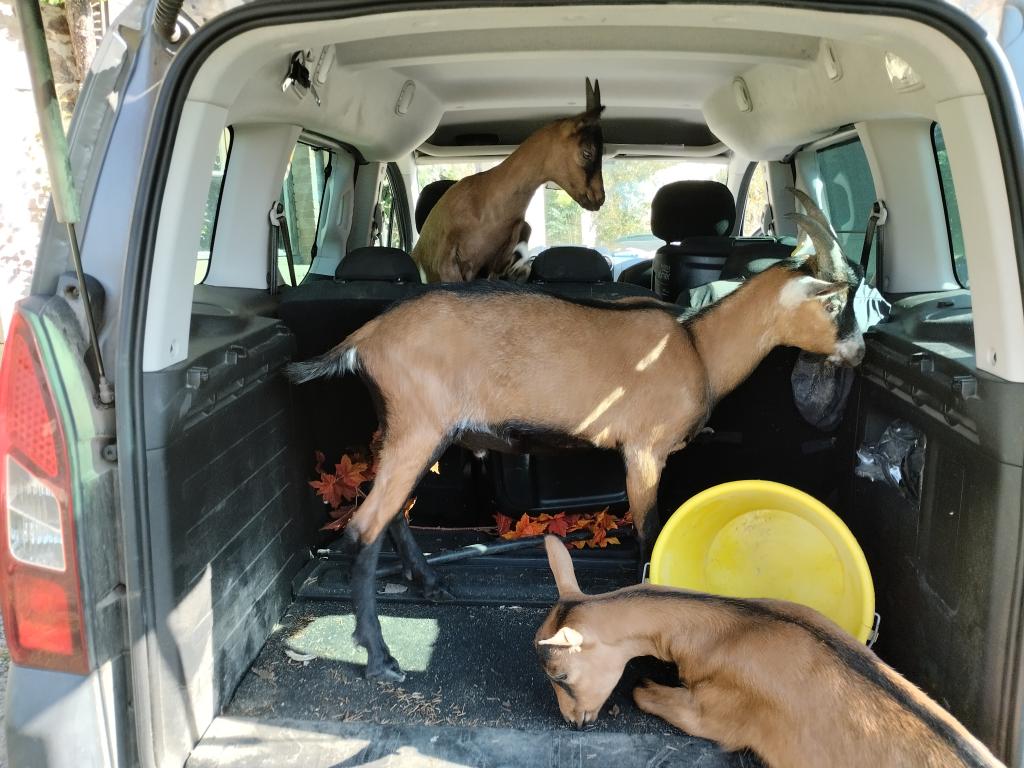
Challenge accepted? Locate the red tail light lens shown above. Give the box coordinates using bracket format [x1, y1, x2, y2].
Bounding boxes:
[0, 312, 88, 674]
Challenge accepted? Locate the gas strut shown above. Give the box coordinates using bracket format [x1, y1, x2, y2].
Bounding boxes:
[14, 0, 113, 404]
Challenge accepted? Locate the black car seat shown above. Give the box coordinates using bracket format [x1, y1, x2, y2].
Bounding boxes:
[415, 179, 458, 233]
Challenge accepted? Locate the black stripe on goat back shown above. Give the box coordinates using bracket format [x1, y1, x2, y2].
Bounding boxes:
[556, 588, 989, 768]
[384, 280, 685, 318]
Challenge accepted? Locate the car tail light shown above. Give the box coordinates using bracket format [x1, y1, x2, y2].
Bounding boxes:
[0, 312, 88, 674]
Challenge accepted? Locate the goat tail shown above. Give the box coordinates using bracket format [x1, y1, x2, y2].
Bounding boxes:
[285, 342, 360, 384]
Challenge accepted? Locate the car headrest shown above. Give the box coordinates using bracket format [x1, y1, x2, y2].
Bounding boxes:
[529, 246, 612, 283]
[335, 246, 421, 283]
[651, 180, 736, 243]
[719, 239, 793, 280]
[415, 179, 458, 233]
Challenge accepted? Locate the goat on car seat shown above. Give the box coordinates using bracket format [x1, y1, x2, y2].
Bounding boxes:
[535, 535, 1003, 768]
[412, 78, 606, 282]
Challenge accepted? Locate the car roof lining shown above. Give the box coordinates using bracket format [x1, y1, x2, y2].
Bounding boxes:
[185, 4, 982, 162]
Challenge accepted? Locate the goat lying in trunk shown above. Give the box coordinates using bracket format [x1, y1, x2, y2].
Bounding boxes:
[535, 536, 1004, 768]
[412, 78, 605, 282]
[286, 190, 865, 682]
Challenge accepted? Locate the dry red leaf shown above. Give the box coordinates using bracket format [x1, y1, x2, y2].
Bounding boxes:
[334, 455, 370, 501]
[497, 507, 632, 549]
[544, 512, 571, 538]
[495, 513, 514, 536]
[320, 504, 357, 532]
[309, 474, 344, 509]
[310, 437, 399, 534]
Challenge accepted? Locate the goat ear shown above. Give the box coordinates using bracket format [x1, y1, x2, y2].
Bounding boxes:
[538, 625, 584, 652]
[544, 535, 583, 597]
[782, 275, 845, 307]
[809, 278, 847, 301]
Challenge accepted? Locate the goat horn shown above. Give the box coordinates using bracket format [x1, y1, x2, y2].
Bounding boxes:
[788, 187, 837, 238]
[787, 212, 845, 279]
[585, 77, 595, 111]
[593, 79, 602, 110]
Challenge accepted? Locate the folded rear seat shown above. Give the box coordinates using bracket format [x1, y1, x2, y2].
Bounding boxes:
[488, 245, 662, 520]
[279, 246, 424, 450]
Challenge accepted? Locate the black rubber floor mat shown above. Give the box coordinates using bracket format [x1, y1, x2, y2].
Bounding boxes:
[189, 716, 762, 768]
[227, 599, 761, 765]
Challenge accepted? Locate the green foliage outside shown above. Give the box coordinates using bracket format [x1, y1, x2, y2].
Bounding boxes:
[933, 125, 968, 286]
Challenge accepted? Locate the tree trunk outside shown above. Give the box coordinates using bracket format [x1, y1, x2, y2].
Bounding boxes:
[63, 0, 95, 82]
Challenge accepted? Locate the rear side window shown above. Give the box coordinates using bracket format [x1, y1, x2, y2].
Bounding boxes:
[375, 163, 411, 251]
[741, 162, 769, 236]
[280, 142, 333, 285]
[195, 128, 232, 284]
[816, 139, 877, 282]
[932, 124, 968, 287]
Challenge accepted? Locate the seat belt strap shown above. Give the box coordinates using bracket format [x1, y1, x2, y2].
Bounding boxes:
[310, 159, 332, 260]
[268, 201, 298, 291]
[860, 200, 887, 286]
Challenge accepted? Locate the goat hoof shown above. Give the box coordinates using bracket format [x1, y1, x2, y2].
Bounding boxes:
[422, 580, 456, 603]
[366, 655, 406, 683]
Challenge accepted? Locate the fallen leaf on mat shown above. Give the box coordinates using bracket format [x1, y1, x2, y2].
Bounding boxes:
[284, 648, 316, 664]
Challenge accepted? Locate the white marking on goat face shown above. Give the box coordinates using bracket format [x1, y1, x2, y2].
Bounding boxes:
[635, 334, 670, 372]
[575, 386, 625, 433]
[829, 326, 866, 366]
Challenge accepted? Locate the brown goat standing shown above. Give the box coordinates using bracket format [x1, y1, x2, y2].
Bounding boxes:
[535, 536, 1004, 768]
[286, 190, 865, 682]
[412, 78, 606, 282]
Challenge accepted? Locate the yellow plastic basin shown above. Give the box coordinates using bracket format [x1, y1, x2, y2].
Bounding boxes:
[649, 480, 875, 643]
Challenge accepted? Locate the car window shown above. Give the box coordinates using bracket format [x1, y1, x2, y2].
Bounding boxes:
[279, 142, 332, 285]
[932, 123, 968, 287]
[376, 163, 410, 251]
[195, 128, 232, 284]
[816, 138, 878, 282]
[741, 162, 769, 236]
[416, 157, 728, 268]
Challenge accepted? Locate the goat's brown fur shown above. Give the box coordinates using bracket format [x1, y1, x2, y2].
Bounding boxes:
[536, 537, 1003, 768]
[412, 81, 605, 282]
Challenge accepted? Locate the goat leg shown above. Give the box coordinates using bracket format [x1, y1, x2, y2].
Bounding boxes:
[623, 447, 666, 581]
[347, 531, 405, 682]
[633, 680, 710, 738]
[387, 515, 456, 603]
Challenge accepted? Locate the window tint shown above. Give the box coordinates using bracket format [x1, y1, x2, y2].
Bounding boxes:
[816, 139, 877, 281]
[279, 142, 332, 285]
[741, 162, 770, 236]
[195, 128, 232, 284]
[376, 163, 410, 251]
[932, 124, 968, 287]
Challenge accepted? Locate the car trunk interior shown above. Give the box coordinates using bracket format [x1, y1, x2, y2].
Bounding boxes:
[130, 4, 1024, 767]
